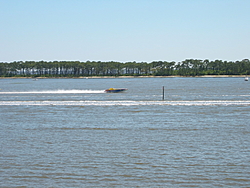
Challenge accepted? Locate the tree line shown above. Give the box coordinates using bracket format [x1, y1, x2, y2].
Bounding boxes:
[0, 59, 249, 77]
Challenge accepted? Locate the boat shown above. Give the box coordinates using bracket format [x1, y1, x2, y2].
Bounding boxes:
[105, 88, 127, 93]
[245, 76, 248, 81]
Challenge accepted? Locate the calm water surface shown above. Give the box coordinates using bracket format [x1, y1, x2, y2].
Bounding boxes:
[0, 78, 250, 187]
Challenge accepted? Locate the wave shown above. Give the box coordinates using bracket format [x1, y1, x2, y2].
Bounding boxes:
[0, 90, 105, 94]
[1, 100, 250, 106]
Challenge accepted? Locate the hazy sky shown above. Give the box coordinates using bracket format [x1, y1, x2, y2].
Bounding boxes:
[1, 0, 249, 63]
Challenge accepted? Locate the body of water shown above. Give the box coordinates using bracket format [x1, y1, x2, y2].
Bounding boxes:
[0, 77, 250, 187]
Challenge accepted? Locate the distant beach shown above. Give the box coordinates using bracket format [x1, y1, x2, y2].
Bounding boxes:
[0, 75, 247, 79]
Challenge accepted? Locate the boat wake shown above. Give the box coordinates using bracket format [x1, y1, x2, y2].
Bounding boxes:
[0, 90, 105, 94]
[1, 100, 250, 106]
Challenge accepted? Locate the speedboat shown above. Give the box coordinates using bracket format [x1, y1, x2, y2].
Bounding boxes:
[105, 88, 127, 93]
[245, 76, 248, 81]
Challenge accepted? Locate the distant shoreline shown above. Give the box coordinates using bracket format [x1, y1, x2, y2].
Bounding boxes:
[0, 75, 248, 79]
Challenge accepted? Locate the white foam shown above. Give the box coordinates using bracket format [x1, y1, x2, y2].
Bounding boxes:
[1, 100, 250, 106]
[0, 90, 105, 94]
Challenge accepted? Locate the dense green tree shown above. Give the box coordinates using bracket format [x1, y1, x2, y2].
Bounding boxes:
[0, 59, 249, 77]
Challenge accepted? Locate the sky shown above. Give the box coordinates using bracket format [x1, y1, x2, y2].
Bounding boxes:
[0, 0, 249, 63]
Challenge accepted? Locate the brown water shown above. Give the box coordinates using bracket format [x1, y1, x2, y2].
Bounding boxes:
[1, 78, 250, 187]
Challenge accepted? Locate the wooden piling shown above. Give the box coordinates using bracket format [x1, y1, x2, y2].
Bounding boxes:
[162, 86, 164, 100]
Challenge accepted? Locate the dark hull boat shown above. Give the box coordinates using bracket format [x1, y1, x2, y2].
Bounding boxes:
[105, 88, 127, 93]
